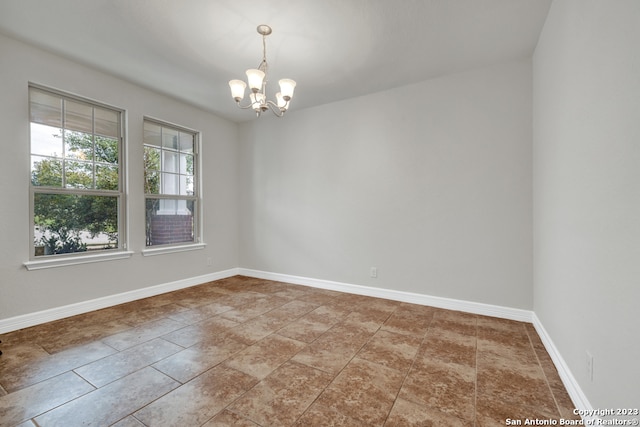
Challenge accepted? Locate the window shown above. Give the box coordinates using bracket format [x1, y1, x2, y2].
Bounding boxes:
[143, 119, 199, 248]
[29, 85, 126, 260]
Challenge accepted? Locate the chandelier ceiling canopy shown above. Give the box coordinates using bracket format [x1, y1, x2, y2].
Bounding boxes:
[229, 25, 296, 118]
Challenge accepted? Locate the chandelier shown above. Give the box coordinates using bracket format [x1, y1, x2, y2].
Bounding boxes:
[229, 25, 296, 117]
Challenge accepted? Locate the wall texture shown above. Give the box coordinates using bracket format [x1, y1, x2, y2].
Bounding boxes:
[0, 34, 240, 319]
[533, 0, 640, 409]
[239, 60, 533, 310]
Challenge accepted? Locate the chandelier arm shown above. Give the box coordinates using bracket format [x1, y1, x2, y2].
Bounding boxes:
[265, 100, 286, 117]
[235, 100, 259, 110]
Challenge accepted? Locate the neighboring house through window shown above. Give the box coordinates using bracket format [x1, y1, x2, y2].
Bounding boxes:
[143, 119, 199, 248]
[29, 85, 125, 259]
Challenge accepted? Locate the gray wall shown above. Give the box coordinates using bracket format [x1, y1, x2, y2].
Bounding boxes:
[0, 34, 240, 319]
[533, 0, 640, 408]
[239, 60, 533, 310]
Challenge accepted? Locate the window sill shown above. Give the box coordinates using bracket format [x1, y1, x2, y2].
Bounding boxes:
[24, 250, 135, 271]
[141, 243, 206, 257]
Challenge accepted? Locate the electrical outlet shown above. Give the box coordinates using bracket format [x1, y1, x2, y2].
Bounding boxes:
[586, 351, 594, 382]
[370, 267, 377, 278]
[206, 257, 213, 266]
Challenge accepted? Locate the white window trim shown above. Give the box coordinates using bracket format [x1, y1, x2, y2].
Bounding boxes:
[141, 242, 206, 257]
[24, 250, 134, 271]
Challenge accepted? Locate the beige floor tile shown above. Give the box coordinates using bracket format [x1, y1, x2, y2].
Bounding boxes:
[476, 396, 561, 427]
[34, 367, 178, 426]
[276, 305, 346, 343]
[223, 312, 295, 345]
[74, 338, 182, 387]
[420, 334, 477, 368]
[1, 341, 116, 392]
[261, 299, 319, 322]
[0, 342, 48, 365]
[134, 365, 258, 426]
[477, 364, 558, 416]
[153, 334, 247, 383]
[0, 372, 93, 427]
[399, 358, 476, 422]
[102, 318, 186, 351]
[381, 307, 434, 337]
[223, 334, 306, 380]
[111, 416, 146, 427]
[386, 397, 473, 426]
[39, 319, 135, 353]
[315, 357, 404, 426]
[160, 316, 239, 348]
[356, 329, 422, 373]
[202, 409, 260, 426]
[228, 361, 333, 426]
[294, 402, 371, 427]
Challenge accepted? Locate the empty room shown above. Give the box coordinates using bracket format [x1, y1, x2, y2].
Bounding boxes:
[0, 0, 638, 426]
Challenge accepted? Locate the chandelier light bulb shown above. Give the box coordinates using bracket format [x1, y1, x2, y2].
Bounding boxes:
[245, 69, 265, 92]
[278, 79, 296, 101]
[229, 80, 247, 101]
[276, 92, 287, 109]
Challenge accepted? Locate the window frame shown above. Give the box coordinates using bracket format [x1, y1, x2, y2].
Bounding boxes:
[25, 84, 131, 270]
[141, 117, 204, 256]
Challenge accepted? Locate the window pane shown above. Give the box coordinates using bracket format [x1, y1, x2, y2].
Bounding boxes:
[180, 175, 194, 195]
[179, 132, 194, 152]
[94, 107, 119, 138]
[65, 130, 94, 160]
[31, 156, 62, 187]
[144, 146, 160, 171]
[161, 172, 179, 195]
[31, 123, 63, 157]
[145, 198, 194, 246]
[30, 89, 62, 128]
[144, 145, 160, 195]
[163, 151, 179, 173]
[144, 122, 162, 147]
[34, 193, 119, 256]
[66, 160, 93, 189]
[162, 127, 178, 150]
[95, 136, 118, 164]
[96, 164, 119, 190]
[65, 100, 93, 134]
[181, 153, 193, 175]
[144, 170, 160, 194]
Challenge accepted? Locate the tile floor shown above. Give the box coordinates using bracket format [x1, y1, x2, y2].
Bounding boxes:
[0, 276, 580, 426]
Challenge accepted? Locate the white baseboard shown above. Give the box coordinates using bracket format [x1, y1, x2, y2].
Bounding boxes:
[0, 268, 239, 334]
[238, 268, 533, 323]
[532, 313, 595, 422]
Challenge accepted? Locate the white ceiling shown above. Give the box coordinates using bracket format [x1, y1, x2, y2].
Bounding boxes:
[0, 0, 551, 123]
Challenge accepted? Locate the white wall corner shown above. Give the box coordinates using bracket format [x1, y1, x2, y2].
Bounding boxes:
[531, 313, 596, 423]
